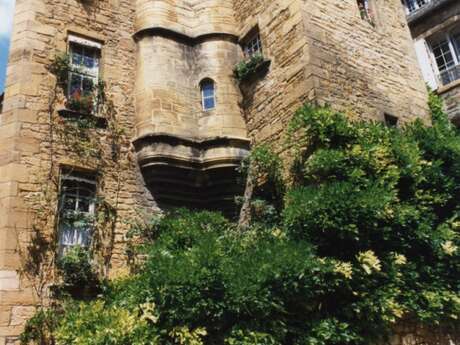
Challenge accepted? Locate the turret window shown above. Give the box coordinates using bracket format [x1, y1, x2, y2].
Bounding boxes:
[201, 79, 216, 111]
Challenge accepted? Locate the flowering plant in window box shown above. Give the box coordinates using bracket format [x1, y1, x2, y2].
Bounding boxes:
[234, 53, 271, 83]
[66, 90, 95, 115]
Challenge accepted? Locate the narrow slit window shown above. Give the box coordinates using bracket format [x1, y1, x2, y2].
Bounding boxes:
[58, 169, 97, 254]
[201, 79, 216, 111]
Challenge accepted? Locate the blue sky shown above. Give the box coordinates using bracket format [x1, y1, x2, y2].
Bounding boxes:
[0, 0, 15, 93]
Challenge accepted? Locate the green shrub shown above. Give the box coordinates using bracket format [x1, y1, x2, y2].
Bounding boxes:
[23, 95, 460, 344]
[56, 246, 101, 298]
[20, 309, 59, 345]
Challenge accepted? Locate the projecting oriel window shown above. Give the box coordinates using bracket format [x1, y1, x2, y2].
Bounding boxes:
[201, 79, 216, 111]
[67, 35, 101, 102]
[58, 169, 96, 254]
[243, 32, 263, 59]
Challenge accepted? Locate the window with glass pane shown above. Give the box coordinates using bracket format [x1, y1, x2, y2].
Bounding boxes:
[201, 80, 216, 111]
[58, 170, 96, 254]
[429, 31, 460, 86]
[432, 40, 455, 72]
[244, 33, 263, 59]
[357, 0, 375, 24]
[68, 42, 100, 99]
[404, 0, 430, 13]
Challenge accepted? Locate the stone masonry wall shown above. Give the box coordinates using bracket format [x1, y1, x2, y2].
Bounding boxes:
[0, 0, 155, 343]
[0, 0, 434, 343]
[232, 0, 312, 144]
[303, 0, 429, 124]
[135, 35, 246, 140]
[232, 0, 429, 147]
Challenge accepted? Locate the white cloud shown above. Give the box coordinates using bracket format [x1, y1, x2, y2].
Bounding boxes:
[0, 0, 15, 38]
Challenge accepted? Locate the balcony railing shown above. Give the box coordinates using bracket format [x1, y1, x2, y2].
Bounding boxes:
[438, 64, 460, 87]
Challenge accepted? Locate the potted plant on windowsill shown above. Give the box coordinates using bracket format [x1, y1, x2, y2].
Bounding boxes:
[234, 53, 271, 83]
[66, 90, 95, 115]
[58, 81, 108, 128]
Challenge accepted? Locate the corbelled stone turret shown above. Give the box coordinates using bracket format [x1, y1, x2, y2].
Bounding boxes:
[133, 0, 250, 212]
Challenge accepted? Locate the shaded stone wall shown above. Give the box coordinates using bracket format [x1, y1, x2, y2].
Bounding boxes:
[386, 322, 459, 345]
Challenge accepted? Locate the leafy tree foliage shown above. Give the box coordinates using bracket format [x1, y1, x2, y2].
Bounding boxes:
[22, 95, 460, 344]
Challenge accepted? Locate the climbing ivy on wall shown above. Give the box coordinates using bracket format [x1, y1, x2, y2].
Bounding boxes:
[21, 93, 460, 345]
[17, 52, 128, 306]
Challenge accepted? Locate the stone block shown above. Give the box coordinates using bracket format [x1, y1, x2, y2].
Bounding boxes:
[0, 183, 18, 199]
[0, 271, 19, 291]
[0, 309, 10, 327]
[0, 164, 29, 183]
[9, 307, 36, 327]
[0, 288, 37, 306]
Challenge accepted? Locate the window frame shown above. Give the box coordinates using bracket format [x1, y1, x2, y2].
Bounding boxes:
[357, 0, 375, 25]
[67, 36, 102, 106]
[428, 28, 460, 86]
[58, 170, 97, 254]
[403, 0, 430, 14]
[200, 79, 216, 111]
[243, 32, 263, 59]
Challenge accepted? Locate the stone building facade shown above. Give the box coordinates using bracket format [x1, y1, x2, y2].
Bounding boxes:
[0, 0, 430, 343]
[404, 0, 460, 125]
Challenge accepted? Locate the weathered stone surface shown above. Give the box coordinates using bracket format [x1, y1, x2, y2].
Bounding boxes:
[9, 307, 36, 327]
[0, 272, 19, 291]
[0, 0, 432, 340]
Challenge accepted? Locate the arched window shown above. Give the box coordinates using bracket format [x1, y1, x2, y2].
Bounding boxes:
[200, 79, 216, 111]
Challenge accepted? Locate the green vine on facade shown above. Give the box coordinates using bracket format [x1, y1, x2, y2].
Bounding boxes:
[234, 53, 267, 82]
[20, 93, 460, 345]
[17, 51, 127, 310]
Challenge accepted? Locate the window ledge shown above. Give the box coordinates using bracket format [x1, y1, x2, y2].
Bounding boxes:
[436, 79, 460, 95]
[238, 59, 271, 84]
[58, 108, 108, 128]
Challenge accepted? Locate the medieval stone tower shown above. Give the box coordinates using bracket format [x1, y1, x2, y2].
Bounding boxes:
[0, 0, 428, 342]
